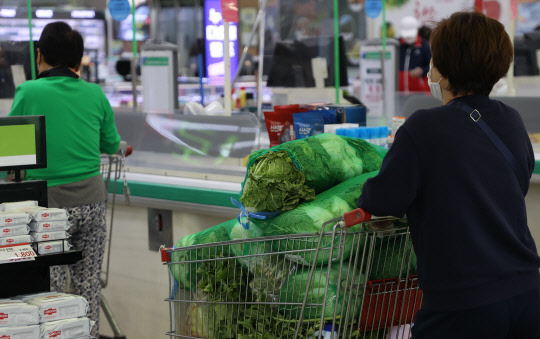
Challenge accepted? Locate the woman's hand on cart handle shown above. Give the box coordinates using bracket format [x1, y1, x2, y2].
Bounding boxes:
[117, 141, 133, 157]
[344, 208, 372, 228]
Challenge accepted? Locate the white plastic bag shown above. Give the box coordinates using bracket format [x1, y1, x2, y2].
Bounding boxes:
[0, 299, 39, 327]
[29, 221, 70, 233]
[32, 241, 72, 255]
[39, 317, 92, 339]
[17, 207, 69, 222]
[0, 324, 40, 338]
[0, 211, 31, 227]
[1, 201, 38, 212]
[0, 225, 30, 237]
[30, 231, 69, 242]
[0, 235, 33, 246]
[15, 293, 88, 323]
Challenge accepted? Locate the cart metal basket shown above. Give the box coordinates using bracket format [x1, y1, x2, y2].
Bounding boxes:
[161, 209, 422, 338]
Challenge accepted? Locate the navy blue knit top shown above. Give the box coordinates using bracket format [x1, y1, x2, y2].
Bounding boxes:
[358, 94, 540, 311]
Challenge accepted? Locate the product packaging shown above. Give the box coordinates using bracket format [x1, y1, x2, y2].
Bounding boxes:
[28, 221, 70, 233]
[0, 235, 33, 246]
[293, 112, 325, 139]
[0, 225, 30, 238]
[18, 208, 69, 222]
[264, 111, 296, 147]
[39, 317, 93, 339]
[0, 212, 31, 227]
[15, 293, 88, 323]
[0, 299, 39, 327]
[0, 201, 38, 212]
[325, 104, 367, 125]
[390, 116, 406, 143]
[0, 324, 40, 338]
[32, 241, 72, 255]
[30, 232, 69, 243]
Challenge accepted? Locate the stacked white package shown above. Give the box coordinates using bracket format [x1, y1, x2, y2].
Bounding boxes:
[0, 212, 31, 227]
[28, 221, 70, 233]
[16, 207, 71, 254]
[39, 317, 93, 339]
[30, 232, 69, 243]
[0, 324, 40, 338]
[0, 235, 33, 246]
[0, 299, 39, 327]
[0, 201, 38, 212]
[14, 293, 88, 324]
[16, 208, 68, 222]
[33, 241, 72, 255]
[0, 207, 33, 246]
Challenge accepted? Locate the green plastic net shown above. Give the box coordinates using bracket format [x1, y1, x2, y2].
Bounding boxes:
[240, 134, 388, 212]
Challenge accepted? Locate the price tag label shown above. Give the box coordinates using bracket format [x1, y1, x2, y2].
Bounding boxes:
[0, 243, 36, 264]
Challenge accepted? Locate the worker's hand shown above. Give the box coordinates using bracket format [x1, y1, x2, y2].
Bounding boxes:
[409, 67, 424, 78]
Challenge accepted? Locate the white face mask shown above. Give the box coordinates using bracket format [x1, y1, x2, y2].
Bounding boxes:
[428, 63, 444, 102]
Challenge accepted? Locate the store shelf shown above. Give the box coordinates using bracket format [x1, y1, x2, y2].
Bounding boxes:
[0, 250, 83, 298]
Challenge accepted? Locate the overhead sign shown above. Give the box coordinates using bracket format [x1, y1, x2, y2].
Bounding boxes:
[108, 0, 131, 22]
[205, 0, 238, 79]
[365, 0, 383, 19]
[221, 0, 239, 23]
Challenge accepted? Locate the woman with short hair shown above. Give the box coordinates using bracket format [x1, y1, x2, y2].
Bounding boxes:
[357, 12, 540, 338]
[9, 21, 121, 338]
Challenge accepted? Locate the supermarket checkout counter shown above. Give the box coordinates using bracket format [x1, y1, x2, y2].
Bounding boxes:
[110, 104, 540, 242]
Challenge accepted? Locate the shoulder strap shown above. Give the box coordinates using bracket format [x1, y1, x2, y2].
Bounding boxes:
[449, 100, 524, 183]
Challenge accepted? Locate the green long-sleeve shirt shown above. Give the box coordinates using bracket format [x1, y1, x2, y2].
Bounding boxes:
[9, 73, 121, 187]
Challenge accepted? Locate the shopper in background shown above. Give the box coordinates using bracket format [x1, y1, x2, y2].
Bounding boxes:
[8, 22, 121, 339]
[397, 16, 431, 92]
[357, 12, 540, 338]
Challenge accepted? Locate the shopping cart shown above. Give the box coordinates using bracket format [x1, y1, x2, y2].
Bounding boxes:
[161, 208, 422, 339]
[99, 143, 132, 339]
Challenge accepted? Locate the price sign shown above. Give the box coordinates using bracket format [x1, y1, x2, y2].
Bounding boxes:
[0, 243, 36, 264]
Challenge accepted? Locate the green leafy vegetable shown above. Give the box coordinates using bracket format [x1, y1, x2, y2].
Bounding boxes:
[240, 134, 388, 213]
[367, 236, 417, 281]
[279, 263, 366, 321]
[183, 256, 318, 338]
[241, 151, 316, 212]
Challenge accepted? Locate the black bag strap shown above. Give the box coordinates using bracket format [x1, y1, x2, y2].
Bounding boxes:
[449, 100, 524, 183]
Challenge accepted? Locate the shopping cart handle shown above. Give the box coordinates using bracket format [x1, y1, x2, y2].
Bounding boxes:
[160, 247, 171, 262]
[117, 141, 133, 157]
[344, 208, 372, 228]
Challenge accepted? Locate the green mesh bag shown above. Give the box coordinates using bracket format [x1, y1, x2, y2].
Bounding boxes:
[240, 134, 387, 213]
[279, 263, 366, 321]
[368, 236, 418, 280]
[230, 171, 379, 266]
[170, 219, 237, 289]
